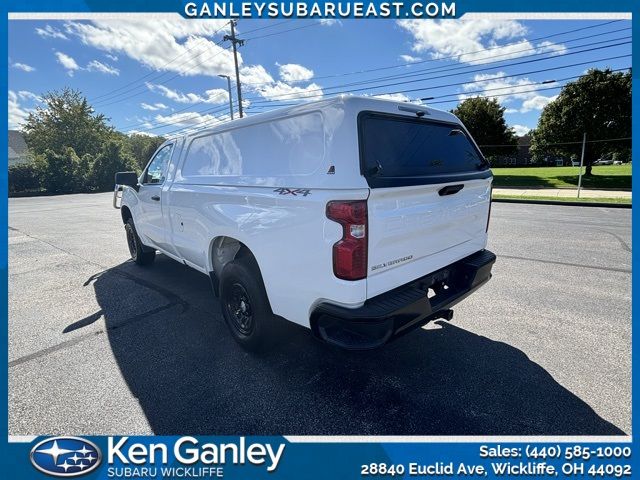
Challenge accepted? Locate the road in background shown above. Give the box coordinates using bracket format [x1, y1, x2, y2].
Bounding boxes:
[8, 193, 631, 435]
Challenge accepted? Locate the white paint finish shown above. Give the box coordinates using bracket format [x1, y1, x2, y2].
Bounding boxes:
[167, 184, 368, 324]
[367, 179, 491, 297]
[120, 96, 491, 328]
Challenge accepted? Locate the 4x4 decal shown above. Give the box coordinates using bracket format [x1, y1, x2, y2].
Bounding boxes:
[273, 188, 311, 197]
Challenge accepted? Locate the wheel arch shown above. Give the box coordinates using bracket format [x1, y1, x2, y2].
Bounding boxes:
[121, 205, 133, 224]
[208, 236, 263, 297]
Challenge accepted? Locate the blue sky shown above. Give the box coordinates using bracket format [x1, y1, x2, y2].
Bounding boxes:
[8, 17, 631, 138]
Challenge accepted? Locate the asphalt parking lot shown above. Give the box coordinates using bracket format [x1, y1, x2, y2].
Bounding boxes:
[8, 193, 631, 436]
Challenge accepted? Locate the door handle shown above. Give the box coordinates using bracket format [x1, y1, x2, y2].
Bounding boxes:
[438, 184, 464, 196]
[151, 195, 161, 201]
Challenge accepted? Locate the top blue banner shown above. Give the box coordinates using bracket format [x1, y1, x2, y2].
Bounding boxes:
[5, 0, 638, 16]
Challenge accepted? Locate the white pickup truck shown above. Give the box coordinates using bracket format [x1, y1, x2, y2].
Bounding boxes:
[114, 96, 495, 350]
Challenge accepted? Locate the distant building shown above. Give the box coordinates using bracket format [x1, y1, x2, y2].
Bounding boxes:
[516, 134, 532, 165]
[489, 135, 532, 167]
[9, 130, 31, 166]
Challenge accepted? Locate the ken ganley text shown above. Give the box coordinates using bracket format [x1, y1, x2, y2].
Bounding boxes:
[184, 2, 457, 18]
[106, 437, 286, 476]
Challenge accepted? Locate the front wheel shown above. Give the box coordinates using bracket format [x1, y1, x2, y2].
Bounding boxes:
[220, 257, 276, 352]
[125, 218, 156, 266]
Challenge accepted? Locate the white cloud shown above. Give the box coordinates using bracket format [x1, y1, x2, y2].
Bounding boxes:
[105, 53, 119, 62]
[255, 82, 323, 102]
[319, 19, 341, 27]
[521, 94, 558, 113]
[87, 60, 119, 75]
[511, 124, 532, 136]
[126, 129, 157, 137]
[459, 71, 558, 113]
[12, 62, 35, 72]
[400, 54, 421, 64]
[65, 19, 236, 78]
[374, 93, 411, 102]
[278, 63, 314, 83]
[9, 91, 32, 129]
[147, 83, 228, 104]
[537, 41, 567, 56]
[55, 51, 80, 76]
[140, 102, 169, 111]
[240, 64, 322, 102]
[18, 91, 42, 103]
[63, 20, 324, 106]
[36, 24, 68, 40]
[397, 19, 565, 65]
[240, 65, 275, 85]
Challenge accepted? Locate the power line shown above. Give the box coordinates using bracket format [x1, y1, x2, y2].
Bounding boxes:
[115, 27, 630, 134]
[130, 57, 630, 136]
[241, 20, 624, 86]
[93, 43, 232, 108]
[98, 21, 629, 114]
[244, 67, 630, 111]
[244, 20, 323, 41]
[168, 65, 630, 137]
[89, 21, 230, 103]
[239, 19, 295, 35]
[162, 85, 565, 137]
[244, 41, 631, 104]
[97, 20, 322, 110]
[297, 31, 631, 94]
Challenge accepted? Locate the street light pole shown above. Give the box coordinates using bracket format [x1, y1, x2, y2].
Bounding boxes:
[218, 74, 234, 120]
[577, 132, 586, 198]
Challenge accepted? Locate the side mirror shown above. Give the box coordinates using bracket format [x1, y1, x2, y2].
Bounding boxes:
[115, 171, 139, 188]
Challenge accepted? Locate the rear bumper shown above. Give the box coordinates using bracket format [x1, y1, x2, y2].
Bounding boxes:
[310, 249, 496, 350]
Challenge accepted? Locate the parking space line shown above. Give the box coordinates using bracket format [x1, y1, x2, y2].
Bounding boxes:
[499, 254, 631, 274]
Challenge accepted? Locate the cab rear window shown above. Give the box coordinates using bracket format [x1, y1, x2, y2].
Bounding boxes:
[358, 112, 491, 188]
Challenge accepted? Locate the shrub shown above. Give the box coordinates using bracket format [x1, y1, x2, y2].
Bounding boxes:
[36, 147, 82, 194]
[9, 162, 40, 193]
[89, 140, 139, 191]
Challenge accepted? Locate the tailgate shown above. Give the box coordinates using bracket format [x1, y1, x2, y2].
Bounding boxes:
[367, 180, 491, 297]
[358, 111, 493, 298]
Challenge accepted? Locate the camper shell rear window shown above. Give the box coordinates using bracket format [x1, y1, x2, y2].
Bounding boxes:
[358, 112, 492, 188]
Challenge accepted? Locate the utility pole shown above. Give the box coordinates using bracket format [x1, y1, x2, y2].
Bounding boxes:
[577, 132, 586, 198]
[218, 74, 234, 120]
[224, 20, 244, 118]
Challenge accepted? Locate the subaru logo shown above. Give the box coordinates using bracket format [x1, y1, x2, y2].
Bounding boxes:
[30, 437, 102, 477]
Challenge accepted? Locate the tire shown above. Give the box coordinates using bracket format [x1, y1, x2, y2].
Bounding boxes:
[124, 218, 156, 266]
[220, 257, 275, 352]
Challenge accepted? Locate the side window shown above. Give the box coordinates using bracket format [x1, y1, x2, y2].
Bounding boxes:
[143, 144, 173, 185]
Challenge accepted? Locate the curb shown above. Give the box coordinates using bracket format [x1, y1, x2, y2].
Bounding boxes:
[492, 198, 632, 209]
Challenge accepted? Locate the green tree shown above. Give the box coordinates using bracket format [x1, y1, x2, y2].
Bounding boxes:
[35, 147, 83, 194]
[451, 97, 517, 159]
[126, 134, 166, 169]
[23, 88, 115, 158]
[530, 69, 631, 176]
[89, 140, 139, 191]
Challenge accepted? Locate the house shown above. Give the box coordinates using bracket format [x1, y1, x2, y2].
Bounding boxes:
[9, 130, 31, 166]
[516, 134, 532, 165]
[488, 135, 532, 167]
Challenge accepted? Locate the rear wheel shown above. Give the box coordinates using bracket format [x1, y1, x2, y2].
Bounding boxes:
[220, 257, 275, 351]
[125, 218, 156, 266]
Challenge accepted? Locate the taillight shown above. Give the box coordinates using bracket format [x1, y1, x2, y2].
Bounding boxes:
[326, 200, 368, 281]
